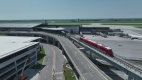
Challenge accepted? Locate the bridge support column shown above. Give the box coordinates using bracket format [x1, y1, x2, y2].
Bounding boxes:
[38, 38, 41, 43]
[46, 36, 49, 43]
[58, 42, 61, 49]
[124, 74, 135, 80]
[53, 38, 55, 45]
[90, 52, 93, 59]
[62, 48, 65, 55]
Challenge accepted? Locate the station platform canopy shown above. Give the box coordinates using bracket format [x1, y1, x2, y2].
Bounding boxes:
[41, 27, 65, 31]
[0, 23, 40, 28]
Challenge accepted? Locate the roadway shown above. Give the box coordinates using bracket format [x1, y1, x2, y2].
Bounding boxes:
[50, 34, 110, 80]
[0, 32, 111, 80]
[39, 43, 64, 80]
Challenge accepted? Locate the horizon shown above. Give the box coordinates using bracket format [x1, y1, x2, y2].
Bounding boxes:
[1, 18, 142, 21]
[0, 0, 142, 20]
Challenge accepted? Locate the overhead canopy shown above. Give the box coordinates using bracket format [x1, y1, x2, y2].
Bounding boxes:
[42, 27, 65, 31]
[0, 23, 40, 28]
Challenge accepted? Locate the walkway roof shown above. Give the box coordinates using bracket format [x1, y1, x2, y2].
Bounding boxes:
[0, 36, 41, 59]
[0, 23, 40, 28]
[42, 27, 65, 31]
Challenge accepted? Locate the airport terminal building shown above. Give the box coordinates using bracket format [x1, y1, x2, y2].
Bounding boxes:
[0, 36, 41, 80]
[0, 23, 110, 34]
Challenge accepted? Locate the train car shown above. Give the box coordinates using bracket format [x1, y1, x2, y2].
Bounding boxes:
[97, 44, 113, 56]
[79, 37, 114, 57]
[105, 47, 114, 56]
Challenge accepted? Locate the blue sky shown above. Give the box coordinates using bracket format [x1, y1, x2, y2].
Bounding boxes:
[0, 0, 142, 20]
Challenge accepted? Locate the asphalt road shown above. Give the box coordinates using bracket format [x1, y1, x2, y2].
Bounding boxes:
[39, 43, 53, 80]
[52, 35, 109, 80]
[39, 43, 64, 80]
[51, 44, 64, 79]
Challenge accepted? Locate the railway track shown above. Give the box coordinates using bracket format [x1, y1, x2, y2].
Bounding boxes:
[113, 56, 142, 74]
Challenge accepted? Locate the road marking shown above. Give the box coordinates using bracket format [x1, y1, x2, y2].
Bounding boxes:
[46, 70, 47, 72]
[48, 45, 56, 71]
[68, 39, 108, 80]
[45, 75, 46, 79]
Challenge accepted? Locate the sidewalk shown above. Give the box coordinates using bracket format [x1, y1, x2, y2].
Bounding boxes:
[23, 69, 40, 80]
[14, 68, 40, 80]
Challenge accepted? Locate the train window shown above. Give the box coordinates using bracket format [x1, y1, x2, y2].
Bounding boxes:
[109, 49, 113, 53]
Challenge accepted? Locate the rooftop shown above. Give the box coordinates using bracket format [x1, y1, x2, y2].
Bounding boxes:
[41, 27, 65, 31]
[0, 23, 40, 28]
[0, 36, 41, 43]
[0, 36, 41, 59]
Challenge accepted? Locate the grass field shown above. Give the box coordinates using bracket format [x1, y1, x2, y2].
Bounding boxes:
[31, 48, 45, 69]
[63, 65, 76, 80]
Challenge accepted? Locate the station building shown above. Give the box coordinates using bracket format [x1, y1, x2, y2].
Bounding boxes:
[0, 36, 41, 80]
[0, 23, 110, 34]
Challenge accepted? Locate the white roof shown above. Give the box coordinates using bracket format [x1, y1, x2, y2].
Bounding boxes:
[0, 36, 41, 43]
[98, 44, 103, 46]
[0, 23, 39, 28]
[0, 36, 40, 59]
[105, 47, 112, 49]
[42, 27, 65, 31]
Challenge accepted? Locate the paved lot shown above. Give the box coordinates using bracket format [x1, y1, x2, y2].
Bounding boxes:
[84, 35, 142, 58]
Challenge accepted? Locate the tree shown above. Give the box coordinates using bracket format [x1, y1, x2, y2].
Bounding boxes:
[70, 29, 73, 34]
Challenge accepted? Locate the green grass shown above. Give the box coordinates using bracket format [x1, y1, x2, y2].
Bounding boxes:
[135, 61, 142, 65]
[0, 34, 7, 36]
[31, 48, 45, 69]
[63, 65, 76, 80]
[92, 54, 102, 60]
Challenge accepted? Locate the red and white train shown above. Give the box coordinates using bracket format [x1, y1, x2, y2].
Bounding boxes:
[79, 37, 114, 57]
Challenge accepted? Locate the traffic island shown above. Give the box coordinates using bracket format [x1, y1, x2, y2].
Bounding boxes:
[63, 64, 76, 80]
[31, 48, 45, 69]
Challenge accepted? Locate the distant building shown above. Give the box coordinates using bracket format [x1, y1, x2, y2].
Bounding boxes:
[0, 23, 110, 34]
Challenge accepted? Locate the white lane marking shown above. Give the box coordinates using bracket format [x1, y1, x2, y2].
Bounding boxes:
[45, 75, 46, 79]
[90, 73, 93, 77]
